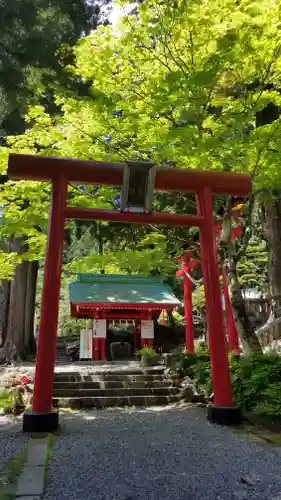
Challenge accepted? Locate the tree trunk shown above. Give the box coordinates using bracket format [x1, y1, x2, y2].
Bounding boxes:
[227, 262, 262, 355]
[0, 237, 29, 363]
[167, 310, 177, 329]
[23, 261, 38, 356]
[0, 280, 11, 347]
[266, 197, 281, 298]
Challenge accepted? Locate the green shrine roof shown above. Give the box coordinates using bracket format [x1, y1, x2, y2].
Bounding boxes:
[69, 274, 181, 308]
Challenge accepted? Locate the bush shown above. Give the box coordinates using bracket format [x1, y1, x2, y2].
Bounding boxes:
[136, 347, 159, 358]
[170, 351, 281, 418]
[172, 352, 212, 397]
[229, 353, 281, 417]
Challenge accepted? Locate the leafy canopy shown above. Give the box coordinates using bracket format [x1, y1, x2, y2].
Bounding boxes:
[2, 0, 281, 277]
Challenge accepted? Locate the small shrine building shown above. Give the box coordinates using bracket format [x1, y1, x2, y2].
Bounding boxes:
[69, 273, 181, 361]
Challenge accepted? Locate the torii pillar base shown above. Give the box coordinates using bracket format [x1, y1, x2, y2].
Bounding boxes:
[23, 411, 59, 433]
[207, 405, 242, 426]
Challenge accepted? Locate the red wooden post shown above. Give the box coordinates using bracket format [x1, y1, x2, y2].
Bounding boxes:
[183, 270, 194, 353]
[93, 338, 99, 360]
[133, 324, 138, 352]
[100, 338, 106, 361]
[32, 177, 67, 414]
[141, 339, 146, 349]
[197, 188, 233, 409]
[222, 266, 240, 354]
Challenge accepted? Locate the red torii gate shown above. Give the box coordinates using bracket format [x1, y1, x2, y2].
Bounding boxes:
[177, 203, 244, 355]
[176, 252, 240, 355]
[7, 154, 251, 432]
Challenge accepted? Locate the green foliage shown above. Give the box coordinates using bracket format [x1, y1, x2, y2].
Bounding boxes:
[174, 351, 281, 418]
[136, 347, 159, 358]
[2, 0, 281, 302]
[0, 0, 108, 134]
[0, 252, 20, 280]
[237, 239, 268, 291]
[229, 353, 281, 417]
[3, 0, 278, 275]
[192, 285, 205, 312]
[0, 390, 11, 410]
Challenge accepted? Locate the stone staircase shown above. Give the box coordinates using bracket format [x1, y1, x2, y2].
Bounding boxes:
[52, 366, 181, 409]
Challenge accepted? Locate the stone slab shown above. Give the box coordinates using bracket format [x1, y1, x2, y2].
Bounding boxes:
[16, 465, 45, 497]
[16, 497, 41, 500]
[26, 439, 48, 466]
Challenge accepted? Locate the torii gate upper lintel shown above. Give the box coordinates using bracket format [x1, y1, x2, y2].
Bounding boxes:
[7, 153, 251, 433]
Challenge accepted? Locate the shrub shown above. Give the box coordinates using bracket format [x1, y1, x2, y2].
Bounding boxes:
[136, 347, 159, 358]
[229, 353, 281, 417]
[172, 352, 212, 397]
[170, 351, 281, 417]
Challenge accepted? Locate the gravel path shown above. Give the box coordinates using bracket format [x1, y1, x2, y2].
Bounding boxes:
[0, 415, 27, 478]
[43, 406, 281, 500]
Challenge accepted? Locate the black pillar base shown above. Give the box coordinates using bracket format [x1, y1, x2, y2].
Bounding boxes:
[23, 411, 59, 433]
[207, 405, 242, 426]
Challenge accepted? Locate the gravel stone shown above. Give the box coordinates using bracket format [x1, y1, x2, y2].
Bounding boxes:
[43, 406, 281, 500]
[0, 415, 27, 478]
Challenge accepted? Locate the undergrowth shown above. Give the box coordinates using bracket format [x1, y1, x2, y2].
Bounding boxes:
[173, 351, 281, 420]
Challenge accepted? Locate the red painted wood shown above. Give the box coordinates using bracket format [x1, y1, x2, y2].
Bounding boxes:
[141, 339, 146, 349]
[73, 302, 175, 311]
[8, 153, 251, 195]
[32, 177, 67, 413]
[197, 188, 233, 407]
[92, 337, 99, 361]
[184, 274, 194, 353]
[100, 338, 106, 361]
[176, 269, 185, 277]
[65, 207, 204, 227]
[133, 326, 139, 352]
[146, 338, 153, 348]
[76, 311, 159, 320]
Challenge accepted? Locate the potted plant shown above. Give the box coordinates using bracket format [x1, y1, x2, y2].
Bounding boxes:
[136, 347, 163, 367]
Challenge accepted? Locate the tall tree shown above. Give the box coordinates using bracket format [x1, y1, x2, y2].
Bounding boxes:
[0, 0, 110, 135]
[0, 0, 111, 363]
[3, 0, 281, 353]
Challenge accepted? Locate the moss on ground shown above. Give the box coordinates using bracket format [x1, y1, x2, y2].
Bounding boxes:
[0, 391, 11, 413]
[232, 422, 281, 448]
[0, 446, 27, 500]
[44, 434, 56, 484]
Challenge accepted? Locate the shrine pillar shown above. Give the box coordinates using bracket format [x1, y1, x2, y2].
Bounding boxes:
[93, 319, 107, 361]
[197, 187, 241, 425]
[133, 322, 139, 352]
[23, 176, 67, 433]
[183, 269, 194, 353]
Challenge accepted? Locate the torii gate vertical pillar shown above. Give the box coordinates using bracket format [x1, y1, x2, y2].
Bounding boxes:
[183, 271, 194, 353]
[197, 188, 242, 425]
[23, 176, 67, 433]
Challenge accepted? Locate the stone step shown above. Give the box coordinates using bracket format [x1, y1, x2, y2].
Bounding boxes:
[54, 373, 165, 383]
[52, 394, 181, 409]
[53, 380, 172, 390]
[53, 387, 178, 398]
